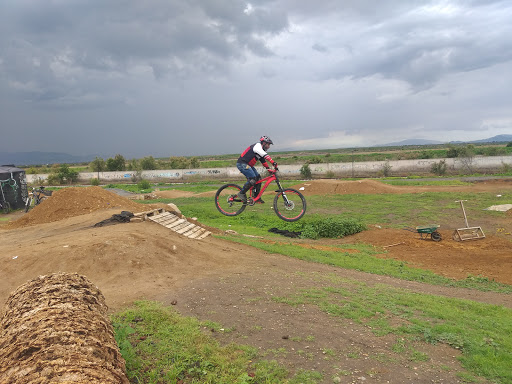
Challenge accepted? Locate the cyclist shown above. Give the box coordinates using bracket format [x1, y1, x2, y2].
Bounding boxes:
[236, 136, 277, 204]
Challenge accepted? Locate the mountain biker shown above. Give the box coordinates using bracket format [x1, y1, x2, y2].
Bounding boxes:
[236, 136, 278, 204]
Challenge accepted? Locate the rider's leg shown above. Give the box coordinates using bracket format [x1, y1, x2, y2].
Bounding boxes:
[253, 172, 265, 204]
[236, 163, 258, 203]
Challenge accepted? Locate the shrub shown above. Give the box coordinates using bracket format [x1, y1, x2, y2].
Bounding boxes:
[300, 164, 312, 179]
[381, 161, 392, 177]
[137, 179, 151, 190]
[431, 160, 447, 176]
[90, 178, 100, 186]
[325, 170, 335, 179]
[298, 218, 366, 240]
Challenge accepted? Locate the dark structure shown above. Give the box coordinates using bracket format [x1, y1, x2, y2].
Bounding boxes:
[0, 165, 28, 210]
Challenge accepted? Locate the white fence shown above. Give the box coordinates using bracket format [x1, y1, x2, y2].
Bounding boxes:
[26, 155, 512, 184]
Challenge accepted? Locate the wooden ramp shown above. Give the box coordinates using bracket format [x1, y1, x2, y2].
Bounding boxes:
[135, 209, 211, 240]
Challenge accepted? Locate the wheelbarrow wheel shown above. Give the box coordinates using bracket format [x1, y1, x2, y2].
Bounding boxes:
[431, 231, 442, 242]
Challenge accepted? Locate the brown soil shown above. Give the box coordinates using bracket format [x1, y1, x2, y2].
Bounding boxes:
[1, 181, 511, 383]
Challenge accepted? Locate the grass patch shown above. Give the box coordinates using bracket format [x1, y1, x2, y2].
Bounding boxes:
[270, 274, 512, 383]
[112, 301, 306, 383]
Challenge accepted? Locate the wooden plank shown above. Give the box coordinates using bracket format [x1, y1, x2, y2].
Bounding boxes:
[176, 223, 196, 234]
[166, 219, 186, 229]
[188, 228, 205, 239]
[183, 226, 202, 237]
[173, 222, 190, 232]
[197, 231, 211, 239]
[157, 215, 179, 226]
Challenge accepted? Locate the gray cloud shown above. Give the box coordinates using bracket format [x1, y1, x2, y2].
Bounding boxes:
[0, 1, 511, 158]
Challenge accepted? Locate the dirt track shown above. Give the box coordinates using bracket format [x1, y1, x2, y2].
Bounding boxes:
[1, 181, 511, 383]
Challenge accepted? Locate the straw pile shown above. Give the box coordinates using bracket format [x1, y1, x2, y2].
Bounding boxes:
[0, 273, 129, 383]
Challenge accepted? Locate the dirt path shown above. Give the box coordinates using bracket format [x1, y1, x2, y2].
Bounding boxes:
[1, 182, 511, 383]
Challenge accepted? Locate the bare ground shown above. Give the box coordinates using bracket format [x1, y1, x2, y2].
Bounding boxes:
[1, 181, 511, 384]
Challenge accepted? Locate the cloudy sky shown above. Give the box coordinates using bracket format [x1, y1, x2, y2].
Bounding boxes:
[1, 0, 511, 159]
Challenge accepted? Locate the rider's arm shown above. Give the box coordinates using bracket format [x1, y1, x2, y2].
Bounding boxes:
[253, 143, 276, 169]
[261, 154, 276, 169]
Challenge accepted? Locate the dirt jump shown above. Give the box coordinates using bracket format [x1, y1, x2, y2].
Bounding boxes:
[0, 180, 511, 383]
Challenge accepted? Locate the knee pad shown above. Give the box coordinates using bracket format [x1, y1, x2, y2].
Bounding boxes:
[249, 178, 257, 186]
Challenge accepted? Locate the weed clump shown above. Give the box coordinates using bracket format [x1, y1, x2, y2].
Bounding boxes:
[286, 217, 366, 240]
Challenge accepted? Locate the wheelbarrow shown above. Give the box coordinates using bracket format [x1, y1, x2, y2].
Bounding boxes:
[403, 224, 442, 242]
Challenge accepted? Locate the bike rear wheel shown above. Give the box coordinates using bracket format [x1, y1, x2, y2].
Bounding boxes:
[24, 197, 32, 212]
[1, 201, 10, 214]
[215, 184, 247, 216]
[273, 188, 306, 222]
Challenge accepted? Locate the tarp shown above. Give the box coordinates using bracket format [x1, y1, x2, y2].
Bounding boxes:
[0, 166, 27, 210]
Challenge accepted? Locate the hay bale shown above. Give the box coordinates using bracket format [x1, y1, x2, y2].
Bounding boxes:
[0, 273, 129, 384]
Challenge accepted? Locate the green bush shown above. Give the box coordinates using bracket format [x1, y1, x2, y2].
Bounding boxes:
[300, 164, 312, 179]
[137, 179, 151, 190]
[298, 218, 366, 240]
[90, 178, 100, 186]
[431, 159, 447, 176]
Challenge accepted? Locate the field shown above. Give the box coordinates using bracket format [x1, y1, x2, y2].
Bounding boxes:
[0, 178, 511, 383]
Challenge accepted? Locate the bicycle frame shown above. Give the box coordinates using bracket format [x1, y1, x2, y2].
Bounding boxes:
[249, 170, 290, 205]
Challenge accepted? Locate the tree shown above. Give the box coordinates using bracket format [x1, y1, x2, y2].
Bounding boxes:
[50, 164, 79, 184]
[190, 157, 200, 168]
[169, 156, 189, 169]
[89, 157, 106, 180]
[140, 156, 157, 170]
[106, 154, 126, 171]
[457, 144, 475, 174]
[89, 157, 106, 172]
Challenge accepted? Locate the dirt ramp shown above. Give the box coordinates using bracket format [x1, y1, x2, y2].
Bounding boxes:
[6, 186, 147, 229]
[0, 273, 128, 384]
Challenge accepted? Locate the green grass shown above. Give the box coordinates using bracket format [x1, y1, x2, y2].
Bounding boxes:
[269, 273, 512, 383]
[109, 178, 512, 384]
[112, 301, 319, 384]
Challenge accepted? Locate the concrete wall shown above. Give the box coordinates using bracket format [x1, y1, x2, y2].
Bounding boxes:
[26, 155, 512, 184]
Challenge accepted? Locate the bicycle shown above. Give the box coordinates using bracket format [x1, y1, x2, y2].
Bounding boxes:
[25, 186, 52, 212]
[215, 167, 306, 222]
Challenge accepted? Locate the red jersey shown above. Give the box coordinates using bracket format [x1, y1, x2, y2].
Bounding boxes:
[238, 142, 275, 168]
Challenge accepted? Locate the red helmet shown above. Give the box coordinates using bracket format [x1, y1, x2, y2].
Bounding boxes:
[260, 136, 273, 145]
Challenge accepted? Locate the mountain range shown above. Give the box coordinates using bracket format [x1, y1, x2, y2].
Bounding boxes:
[381, 134, 512, 147]
[1, 135, 511, 167]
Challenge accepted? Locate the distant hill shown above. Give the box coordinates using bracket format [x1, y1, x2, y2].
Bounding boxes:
[465, 134, 512, 143]
[0, 152, 97, 167]
[380, 139, 443, 146]
[381, 135, 512, 147]
[2, 135, 511, 166]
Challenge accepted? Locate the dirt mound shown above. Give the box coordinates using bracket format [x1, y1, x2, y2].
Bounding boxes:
[291, 178, 512, 196]
[6, 187, 149, 229]
[0, 272, 128, 383]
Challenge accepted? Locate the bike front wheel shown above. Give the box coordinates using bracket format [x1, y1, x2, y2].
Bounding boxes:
[273, 188, 306, 222]
[215, 184, 247, 217]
